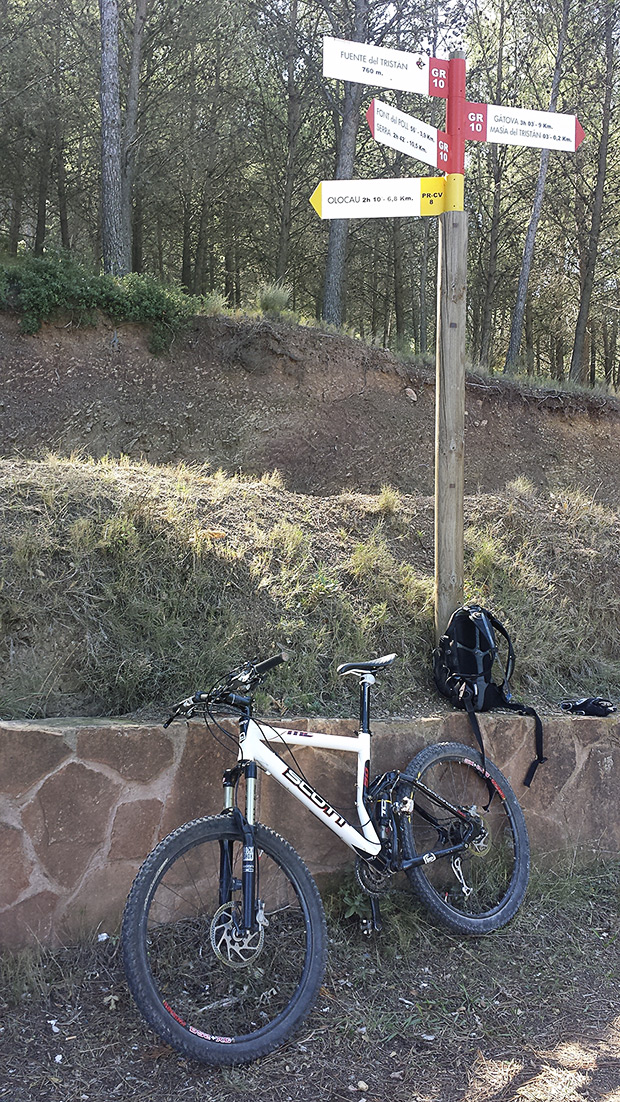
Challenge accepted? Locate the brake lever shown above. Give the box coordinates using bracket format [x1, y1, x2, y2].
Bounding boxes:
[227, 663, 254, 688]
[162, 693, 205, 729]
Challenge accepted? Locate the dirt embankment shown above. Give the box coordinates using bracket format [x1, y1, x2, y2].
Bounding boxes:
[1, 312, 619, 502]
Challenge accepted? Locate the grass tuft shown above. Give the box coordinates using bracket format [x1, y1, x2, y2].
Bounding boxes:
[0, 457, 619, 718]
[256, 281, 292, 317]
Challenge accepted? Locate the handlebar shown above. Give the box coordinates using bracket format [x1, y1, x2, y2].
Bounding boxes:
[253, 651, 291, 676]
[163, 651, 291, 727]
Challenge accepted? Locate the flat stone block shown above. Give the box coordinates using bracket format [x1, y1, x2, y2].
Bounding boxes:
[109, 798, 163, 859]
[21, 762, 121, 888]
[0, 890, 60, 949]
[59, 862, 138, 939]
[76, 725, 174, 782]
[0, 724, 71, 797]
[0, 822, 34, 905]
[160, 721, 232, 835]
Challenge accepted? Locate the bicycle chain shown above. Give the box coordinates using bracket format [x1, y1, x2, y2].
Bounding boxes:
[355, 856, 393, 897]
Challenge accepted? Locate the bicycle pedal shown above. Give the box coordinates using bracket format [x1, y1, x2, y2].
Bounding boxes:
[360, 918, 374, 936]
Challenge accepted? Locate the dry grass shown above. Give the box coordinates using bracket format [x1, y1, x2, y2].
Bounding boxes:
[0, 457, 619, 720]
[1, 862, 620, 1101]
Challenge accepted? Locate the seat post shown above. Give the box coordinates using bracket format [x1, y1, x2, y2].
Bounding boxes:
[359, 673, 375, 734]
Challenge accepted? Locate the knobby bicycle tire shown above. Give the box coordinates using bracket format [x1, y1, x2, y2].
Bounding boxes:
[398, 742, 530, 935]
[122, 814, 327, 1065]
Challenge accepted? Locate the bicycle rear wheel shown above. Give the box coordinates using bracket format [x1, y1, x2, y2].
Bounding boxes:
[398, 742, 529, 935]
[122, 815, 327, 1065]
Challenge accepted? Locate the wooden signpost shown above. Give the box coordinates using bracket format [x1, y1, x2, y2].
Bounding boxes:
[315, 38, 584, 639]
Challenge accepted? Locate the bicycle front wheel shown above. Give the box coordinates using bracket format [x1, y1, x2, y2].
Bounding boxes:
[122, 815, 327, 1065]
[398, 742, 530, 935]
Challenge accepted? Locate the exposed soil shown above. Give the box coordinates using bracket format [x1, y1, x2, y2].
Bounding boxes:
[2, 868, 620, 1102]
[2, 313, 620, 1101]
[1, 311, 619, 502]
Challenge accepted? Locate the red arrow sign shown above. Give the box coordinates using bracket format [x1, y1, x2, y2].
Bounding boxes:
[463, 102, 584, 151]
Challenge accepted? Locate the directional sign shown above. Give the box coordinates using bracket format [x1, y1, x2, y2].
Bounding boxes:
[367, 98, 450, 171]
[309, 177, 446, 219]
[323, 35, 448, 98]
[464, 102, 585, 151]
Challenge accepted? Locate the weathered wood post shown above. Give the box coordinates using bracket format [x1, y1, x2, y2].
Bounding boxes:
[318, 37, 583, 641]
[434, 50, 468, 642]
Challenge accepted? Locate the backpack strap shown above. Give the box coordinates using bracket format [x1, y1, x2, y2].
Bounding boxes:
[500, 698, 546, 786]
[481, 608, 516, 687]
[458, 683, 502, 806]
[458, 681, 486, 772]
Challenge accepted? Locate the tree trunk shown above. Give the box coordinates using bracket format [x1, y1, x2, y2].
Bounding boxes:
[53, 20, 71, 252]
[602, 315, 616, 388]
[393, 218, 406, 344]
[524, 299, 534, 373]
[192, 47, 221, 293]
[234, 241, 241, 307]
[370, 227, 380, 338]
[194, 187, 212, 294]
[322, 0, 368, 326]
[34, 135, 52, 257]
[122, 0, 148, 271]
[478, 0, 505, 371]
[554, 331, 564, 380]
[418, 220, 432, 354]
[156, 214, 164, 279]
[8, 133, 25, 256]
[321, 79, 364, 326]
[132, 189, 143, 272]
[99, 0, 127, 275]
[479, 152, 502, 370]
[504, 0, 569, 371]
[55, 129, 71, 251]
[181, 198, 193, 291]
[569, 4, 613, 383]
[276, 0, 301, 282]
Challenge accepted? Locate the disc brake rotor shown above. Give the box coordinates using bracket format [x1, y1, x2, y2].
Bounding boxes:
[468, 810, 491, 856]
[210, 900, 265, 968]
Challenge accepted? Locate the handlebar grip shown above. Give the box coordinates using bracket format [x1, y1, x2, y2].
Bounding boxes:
[253, 651, 290, 677]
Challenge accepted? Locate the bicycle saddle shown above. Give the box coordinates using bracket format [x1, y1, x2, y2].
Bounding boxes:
[337, 654, 397, 676]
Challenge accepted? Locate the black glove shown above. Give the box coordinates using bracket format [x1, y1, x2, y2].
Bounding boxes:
[559, 697, 616, 717]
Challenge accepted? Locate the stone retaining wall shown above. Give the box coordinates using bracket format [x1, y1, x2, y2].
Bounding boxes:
[1, 712, 619, 949]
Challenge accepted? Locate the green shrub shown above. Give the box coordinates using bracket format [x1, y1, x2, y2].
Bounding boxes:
[0, 255, 203, 352]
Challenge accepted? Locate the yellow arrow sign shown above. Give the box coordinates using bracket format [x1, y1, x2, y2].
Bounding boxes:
[310, 177, 446, 219]
[310, 182, 323, 218]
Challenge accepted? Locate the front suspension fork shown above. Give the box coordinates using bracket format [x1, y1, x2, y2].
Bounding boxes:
[221, 761, 258, 932]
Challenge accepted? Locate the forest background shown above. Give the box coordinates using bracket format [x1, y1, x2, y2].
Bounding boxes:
[0, 0, 618, 387]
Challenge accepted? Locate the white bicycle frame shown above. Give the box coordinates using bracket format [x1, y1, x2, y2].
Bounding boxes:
[231, 712, 383, 859]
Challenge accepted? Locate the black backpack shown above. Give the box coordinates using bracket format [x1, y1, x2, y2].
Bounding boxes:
[433, 604, 546, 786]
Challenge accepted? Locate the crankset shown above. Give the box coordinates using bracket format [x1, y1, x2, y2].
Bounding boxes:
[355, 856, 393, 897]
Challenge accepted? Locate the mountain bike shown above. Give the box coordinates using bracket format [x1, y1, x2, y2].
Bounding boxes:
[122, 651, 529, 1066]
